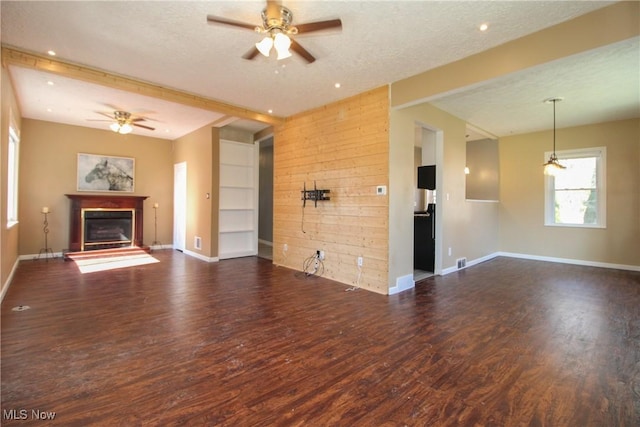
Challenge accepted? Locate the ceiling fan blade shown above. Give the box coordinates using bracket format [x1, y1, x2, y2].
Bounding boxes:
[290, 39, 316, 64]
[130, 117, 147, 122]
[295, 19, 342, 34]
[86, 119, 112, 122]
[242, 46, 261, 60]
[133, 123, 155, 131]
[95, 112, 115, 119]
[207, 15, 257, 31]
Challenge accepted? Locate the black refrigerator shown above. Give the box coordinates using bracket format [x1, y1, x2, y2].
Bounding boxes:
[414, 203, 435, 272]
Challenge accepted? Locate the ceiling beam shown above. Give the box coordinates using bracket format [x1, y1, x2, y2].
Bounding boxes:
[391, 1, 640, 108]
[1, 46, 285, 126]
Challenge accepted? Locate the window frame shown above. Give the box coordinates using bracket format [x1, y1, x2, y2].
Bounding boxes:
[544, 147, 606, 228]
[7, 114, 20, 229]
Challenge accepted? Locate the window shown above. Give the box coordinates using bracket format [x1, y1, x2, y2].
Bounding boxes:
[7, 119, 20, 228]
[544, 147, 606, 228]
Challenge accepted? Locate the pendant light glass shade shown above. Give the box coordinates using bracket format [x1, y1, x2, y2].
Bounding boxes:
[110, 122, 133, 134]
[543, 154, 565, 176]
[256, 36, 273, 57]
[273, 33, 292, 59]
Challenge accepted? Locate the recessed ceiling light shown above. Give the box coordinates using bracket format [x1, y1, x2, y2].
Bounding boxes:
[46, 108, 53, 112]
[47, 50, 56, 56]
[47, 81, 54, 86]
[334, 83, 341, 88]
[268, 109, 273, 114]
[479, 23, 489, 32]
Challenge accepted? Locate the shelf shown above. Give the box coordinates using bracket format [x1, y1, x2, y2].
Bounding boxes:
[220, 228, 254, 233]
[219, 140, 258, 260]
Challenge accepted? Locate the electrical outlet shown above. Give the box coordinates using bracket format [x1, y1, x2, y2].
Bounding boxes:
[357, 256, 363, 267]
[194, 236, 202, 250]
[283, 243, 288, 252]
[448, 247, 452, 256]
[319, 250, 325, 260]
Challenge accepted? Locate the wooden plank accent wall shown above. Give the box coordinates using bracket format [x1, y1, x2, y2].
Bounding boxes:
[273, 87, 390, 294]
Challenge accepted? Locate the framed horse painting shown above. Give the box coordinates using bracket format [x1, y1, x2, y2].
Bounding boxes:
[77, 153, 135, 192]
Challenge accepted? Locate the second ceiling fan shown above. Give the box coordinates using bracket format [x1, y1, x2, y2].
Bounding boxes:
[207, 0, 342, 64]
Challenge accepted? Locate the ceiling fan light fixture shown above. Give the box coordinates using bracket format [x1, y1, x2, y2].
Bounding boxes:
[256, 36, 273, 57]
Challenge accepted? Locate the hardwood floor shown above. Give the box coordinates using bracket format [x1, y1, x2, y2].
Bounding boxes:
[2, 251, 639, 426]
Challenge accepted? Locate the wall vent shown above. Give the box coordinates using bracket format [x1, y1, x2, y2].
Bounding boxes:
[457, 257, 467, 269]
[194, 236, 202, 250]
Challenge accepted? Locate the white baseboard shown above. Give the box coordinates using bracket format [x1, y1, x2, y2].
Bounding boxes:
[442, 252, 500, 275]
[182, 248, 219, 263]
[0, 257, 21, 303]
[389, 274, 415, 295]
[150, 244, 173, 251]
[19, 252, 64, 261]
[498, 251, 640, 272]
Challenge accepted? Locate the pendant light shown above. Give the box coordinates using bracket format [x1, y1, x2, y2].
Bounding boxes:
[543, 97, 566, 176]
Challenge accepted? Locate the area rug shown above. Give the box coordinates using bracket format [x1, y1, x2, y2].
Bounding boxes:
[72, 251, 159, 274]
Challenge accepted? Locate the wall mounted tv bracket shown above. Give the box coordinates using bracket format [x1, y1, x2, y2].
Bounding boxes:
[301, 181, 330, 207]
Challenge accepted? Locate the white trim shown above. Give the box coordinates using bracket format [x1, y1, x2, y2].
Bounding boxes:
[19, 252, 64, 261]
[388, 274, 415, 295]
[219, 249, 258, 260]
[498, 251, 640, 272]
[441, 252, 500, 275]
[150, 244, 173, 251]
[1, 257, 21, 303]
[182, 248, 219, 263]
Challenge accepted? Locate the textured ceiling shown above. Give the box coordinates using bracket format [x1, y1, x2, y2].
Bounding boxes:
[1, 0, 636, 140]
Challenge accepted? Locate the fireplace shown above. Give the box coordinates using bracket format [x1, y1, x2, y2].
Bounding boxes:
[66, 194, 148, 253]
[82, 209, 135, 251]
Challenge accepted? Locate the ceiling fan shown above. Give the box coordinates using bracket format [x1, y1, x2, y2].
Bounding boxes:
[88, 110, 155, 134]
[207, 0, 342, 64]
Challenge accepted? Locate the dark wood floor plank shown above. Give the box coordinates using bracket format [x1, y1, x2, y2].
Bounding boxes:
[2, 252, 639, 426]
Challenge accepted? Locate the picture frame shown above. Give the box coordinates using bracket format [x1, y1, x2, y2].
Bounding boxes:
[77, 153, 135, 192]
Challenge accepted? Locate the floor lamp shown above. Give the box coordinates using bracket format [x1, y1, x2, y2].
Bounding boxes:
[152, 203, 161, 250]
[37, 207, 55, 261]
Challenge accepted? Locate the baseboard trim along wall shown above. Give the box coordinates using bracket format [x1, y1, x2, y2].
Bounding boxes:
[441, 252, 499, 275]
[182, 248, 219, 263]
[1, 257, 21, 303]
[19, 252, 64, 261]
[440, 251, 640, 275]
[389, 274, 415, 295]
[497, 252, 640, 272]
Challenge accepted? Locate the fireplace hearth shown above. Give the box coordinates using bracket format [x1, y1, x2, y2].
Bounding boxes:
[66, 194, 148, 254]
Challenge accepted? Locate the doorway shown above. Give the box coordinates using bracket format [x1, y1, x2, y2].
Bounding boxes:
[173, 162, 187, 252]
[414, 124, 442, 282]
[257, 136, 274, 260]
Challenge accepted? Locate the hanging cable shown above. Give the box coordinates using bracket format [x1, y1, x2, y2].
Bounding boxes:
[302, 251, 324, 277]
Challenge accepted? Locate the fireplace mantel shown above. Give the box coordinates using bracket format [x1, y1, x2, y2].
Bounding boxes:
[65, 194, 148, 252]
